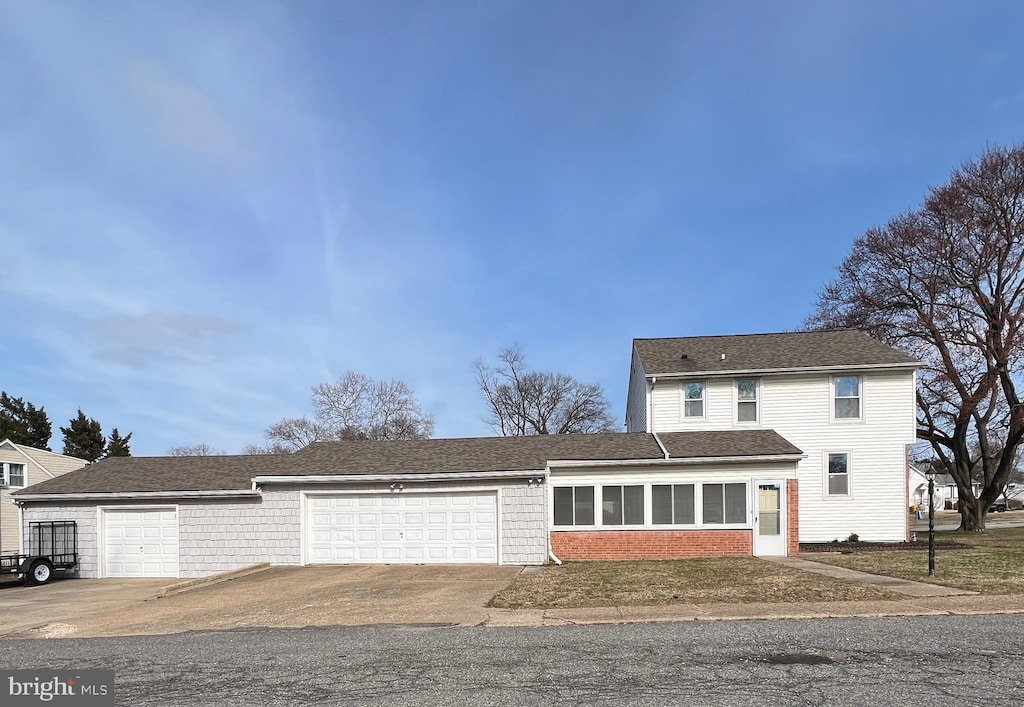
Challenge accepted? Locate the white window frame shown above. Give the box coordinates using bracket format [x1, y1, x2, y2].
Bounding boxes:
[550, 480, 750, 530]
[735, 378, 760, 424]
[1, 461, 27, 489]
[681, 381, 707, 420]
[824, 451, 852, 498]
[831, 375, 863, 422]
[600, 484, 646, 526]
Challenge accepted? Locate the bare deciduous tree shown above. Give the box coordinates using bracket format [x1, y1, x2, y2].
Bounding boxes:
[257, 372, 435, 452]
[167, 443, 223, 456]
[809, 144, 1024, 531]
[474, 346, 618, 436]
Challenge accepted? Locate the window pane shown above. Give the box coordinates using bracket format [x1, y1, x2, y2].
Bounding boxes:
[724, 483, 747, 523]
[684, 382, 704, 400]
[828, 453, 848, 475]
[828, 475, 849, 495]
[9, 463, 25, 487]
[737, 379, 757, 400]
[602, 485, 623, 525]
[553, 487, 574, 526]
[834, 398, 860, 419]
[834, 376, 859, 397]
[575, 486, 595, 525]
[703, 484, 724, 524]
[738, 401, 757, 422]
[759, 511, 780, 535]
[624, 486, 645, 525]
[652, 485, 673, 524]
[684, 400, 704, 418]
[674, 484, 695, 524]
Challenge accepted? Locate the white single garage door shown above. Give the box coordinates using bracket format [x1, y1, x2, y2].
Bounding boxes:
[103, 508, 179, 578]
[307, 492, 498, 564]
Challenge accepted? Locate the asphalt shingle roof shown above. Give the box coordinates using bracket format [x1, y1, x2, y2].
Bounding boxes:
[657, 430, 801, 458]
[15, 431, 803, 496]
[634, 330, 919, 376]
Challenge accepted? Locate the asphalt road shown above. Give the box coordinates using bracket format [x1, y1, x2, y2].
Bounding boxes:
[2, 614, 1022, 706]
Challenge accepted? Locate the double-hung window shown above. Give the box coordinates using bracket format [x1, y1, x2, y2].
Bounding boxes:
[683, 382, 705, 418]
[553, 486, 595, 526]
[1, 462, 26, 488]
[702, 483, 747, 524]
[833, 376, 861, 420]
[736, 378, 758, 422]
[602, 485, 645, 525]
[827, 453, 850, 496]
[652, 484, 695, 525]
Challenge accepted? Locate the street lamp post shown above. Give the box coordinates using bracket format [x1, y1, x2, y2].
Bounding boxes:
[926, 469, 936, 577]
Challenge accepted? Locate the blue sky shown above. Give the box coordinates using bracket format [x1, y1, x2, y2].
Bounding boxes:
[2, 1, 1023, 455]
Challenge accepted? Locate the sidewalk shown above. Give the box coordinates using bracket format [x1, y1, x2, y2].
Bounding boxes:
[482, 556, 1024, 627]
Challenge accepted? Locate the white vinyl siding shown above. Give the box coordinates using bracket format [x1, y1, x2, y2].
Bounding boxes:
[625, 347, 648, 432]
[647, 370, 916, 542]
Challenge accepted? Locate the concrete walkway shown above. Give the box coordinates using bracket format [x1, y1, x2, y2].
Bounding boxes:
[762, 555, 976, 597]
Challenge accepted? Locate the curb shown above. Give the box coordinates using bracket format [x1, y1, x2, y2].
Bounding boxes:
[157, 563, 272, 597]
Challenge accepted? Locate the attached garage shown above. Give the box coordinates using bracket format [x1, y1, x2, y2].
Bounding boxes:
[101, 507, 179, 578]
[306, 492, 498, 564]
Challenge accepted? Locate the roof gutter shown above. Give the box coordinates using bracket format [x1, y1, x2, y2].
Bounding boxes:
[13, 489, 261, 503]
[253, 470, 544, 485]
[647, 361, 920, 380]
[547, 454, 806, 469]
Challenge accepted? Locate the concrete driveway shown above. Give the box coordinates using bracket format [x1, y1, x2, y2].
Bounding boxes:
[4, 565, 522, 639]
[0, 578, 176, 637]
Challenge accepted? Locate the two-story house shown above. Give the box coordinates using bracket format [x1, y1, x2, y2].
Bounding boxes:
[623, 330, 919, 545]
[11, 330, 919, 580]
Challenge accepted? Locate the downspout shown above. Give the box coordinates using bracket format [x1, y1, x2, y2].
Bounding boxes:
[648, 377, 669, 459]
[544, 466, 562, 565]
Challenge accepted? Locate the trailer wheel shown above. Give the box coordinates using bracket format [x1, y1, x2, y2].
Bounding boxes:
[29, 560, 54, 585]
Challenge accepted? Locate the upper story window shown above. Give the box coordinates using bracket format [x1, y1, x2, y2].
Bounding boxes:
[833, 375, 861, 420]
[2, 462, 26, 488]
[736, 378, 758, 422]
[683, 382, 705, 418]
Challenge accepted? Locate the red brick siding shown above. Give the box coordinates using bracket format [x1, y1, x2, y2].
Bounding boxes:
[550, 530, 752, 560]
[787, 478, 799, 556]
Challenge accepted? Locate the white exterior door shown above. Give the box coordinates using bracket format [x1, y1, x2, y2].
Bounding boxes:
[753, 481, 787, 556]
[103, 508, 179, 577]
[307, 492, 499, 564]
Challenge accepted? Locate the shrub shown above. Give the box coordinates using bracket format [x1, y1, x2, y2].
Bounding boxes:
[847, 533, 860, 543]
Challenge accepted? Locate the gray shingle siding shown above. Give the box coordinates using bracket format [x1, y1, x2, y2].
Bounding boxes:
[19, 480, 548, 578]
[499, 481, 547, 565]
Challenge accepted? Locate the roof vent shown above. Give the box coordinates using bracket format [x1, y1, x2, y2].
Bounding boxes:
[680, 354, 688, 359]
[721, 353, 726, 361]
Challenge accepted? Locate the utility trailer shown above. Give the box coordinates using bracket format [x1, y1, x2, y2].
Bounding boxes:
[0, 521, 78, 585]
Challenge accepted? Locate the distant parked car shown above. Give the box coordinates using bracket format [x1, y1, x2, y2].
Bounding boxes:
[989, 499, 1008, 513]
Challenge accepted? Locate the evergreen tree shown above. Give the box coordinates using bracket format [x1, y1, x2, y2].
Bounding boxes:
[104, 428, 132, 457]
[0, 392, 52, 450]
[60, 409, 105, 462]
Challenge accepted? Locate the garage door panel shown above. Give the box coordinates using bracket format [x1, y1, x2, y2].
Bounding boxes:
[308, 492, 499, 565]
[104, 508, 179, 578]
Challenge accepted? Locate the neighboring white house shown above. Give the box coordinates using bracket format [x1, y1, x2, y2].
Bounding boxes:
[625, 330, 920, 543]
[907, 462, 981, 511]
[0, 439, 87, 553]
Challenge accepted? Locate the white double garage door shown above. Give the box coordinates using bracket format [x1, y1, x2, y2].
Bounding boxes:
[307, 492, 499, 564]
